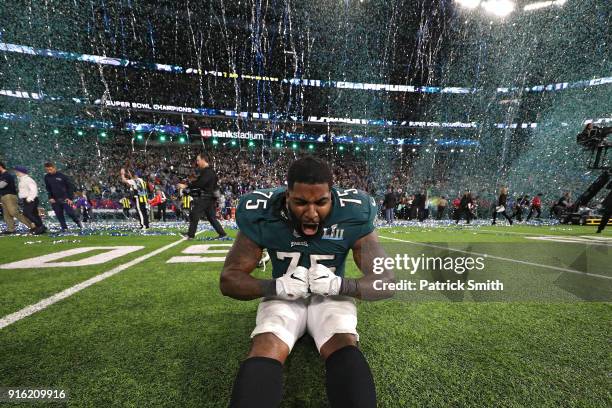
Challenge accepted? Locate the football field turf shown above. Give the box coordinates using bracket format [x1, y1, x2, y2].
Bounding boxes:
[0, 223, 610, 407]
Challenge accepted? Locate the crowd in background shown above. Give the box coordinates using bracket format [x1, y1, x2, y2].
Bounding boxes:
[0, 142, 608, 230]
[59, 143, 375, 215]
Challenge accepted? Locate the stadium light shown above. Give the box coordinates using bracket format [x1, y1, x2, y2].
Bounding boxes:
[248, 140, 255, 147]
[99, 131, 107, 137]
[136, 133, 143, 140]
[308, 144, 314, 150]
[53, 129, 59, 134]
[481, 0, 515, 17]
[456, 0, 481, 9]
[274, 142, 281, 148]
[412, 148, 416, 152]
[77, 130, 84, 136]
[338, 146, 344, 151]
[212, 138, 218, 145]
[524, 0, 566, 11]
[159, 135, 166, 142]
[3, 126, 9, 130]
[292, 143, 298, 149]
[231, 140, 237, 146]
[369, 147, 374, 151]
[355, 146, 361, 151]
[179, 136, 186, 143]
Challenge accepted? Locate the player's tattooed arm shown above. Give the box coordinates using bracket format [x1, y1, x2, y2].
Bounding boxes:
[345, 231, 395, 300]
[220, 232, 276, 300]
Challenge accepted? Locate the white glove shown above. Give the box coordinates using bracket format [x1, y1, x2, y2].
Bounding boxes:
[276, 266, 309, 299]
[308, 264, 342, 296]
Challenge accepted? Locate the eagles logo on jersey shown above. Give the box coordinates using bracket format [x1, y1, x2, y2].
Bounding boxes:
[236, 187, 377, 279]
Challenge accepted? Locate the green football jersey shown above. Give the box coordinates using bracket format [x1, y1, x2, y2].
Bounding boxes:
[236, 187, 377, 278]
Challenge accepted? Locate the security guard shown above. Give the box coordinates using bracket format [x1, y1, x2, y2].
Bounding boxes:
[178, 153, 226, 239]
[120, 195, 132, 219]
[120, 169, 149, 229]
[181, 191, 193, 222]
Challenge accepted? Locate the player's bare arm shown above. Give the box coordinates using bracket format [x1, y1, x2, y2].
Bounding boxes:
[220, 232, 272, 300]
[344, 230, 395, 300]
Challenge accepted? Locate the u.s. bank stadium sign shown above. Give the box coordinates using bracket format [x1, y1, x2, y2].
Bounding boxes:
[199, 128, 264, 140]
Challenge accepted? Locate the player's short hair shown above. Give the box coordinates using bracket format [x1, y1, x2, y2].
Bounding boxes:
[0, 161, 5, 170]
[287, 157, 333, 190]
[44, 162, 55, 168]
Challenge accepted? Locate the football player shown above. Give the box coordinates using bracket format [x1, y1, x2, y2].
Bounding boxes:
[220, 157, 395, 408]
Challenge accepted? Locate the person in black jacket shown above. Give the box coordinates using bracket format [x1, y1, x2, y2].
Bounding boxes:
[45, 162, 83, 232]
[43, 162, 83, 232]
[382, 186, 397, 224]
[596, 182, 612, 233]
[414, 190, 428, 222]
[512, 195, 529, 222]
[178, 152, 227, 239]
[492, 187, 513, 225]
[455, 191, 474, 224]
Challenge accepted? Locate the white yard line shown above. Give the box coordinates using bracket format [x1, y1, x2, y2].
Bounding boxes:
[473, 228, 590, 237]
[0, 235, 194, 330]
[378, 235, 612, 281]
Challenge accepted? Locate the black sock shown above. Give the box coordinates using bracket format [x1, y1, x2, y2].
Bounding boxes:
[229, 357, 283, 408]
[325, 346, 376, 408]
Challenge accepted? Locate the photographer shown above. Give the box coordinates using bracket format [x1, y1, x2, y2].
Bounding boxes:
[178, 153, 227, 240]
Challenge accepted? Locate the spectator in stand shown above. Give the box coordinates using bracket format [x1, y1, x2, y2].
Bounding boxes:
[527, 193, 543, 221]
[14, 166, 46, 234]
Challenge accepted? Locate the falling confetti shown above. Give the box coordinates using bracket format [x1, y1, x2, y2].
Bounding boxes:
[0, 0, 609, 215]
